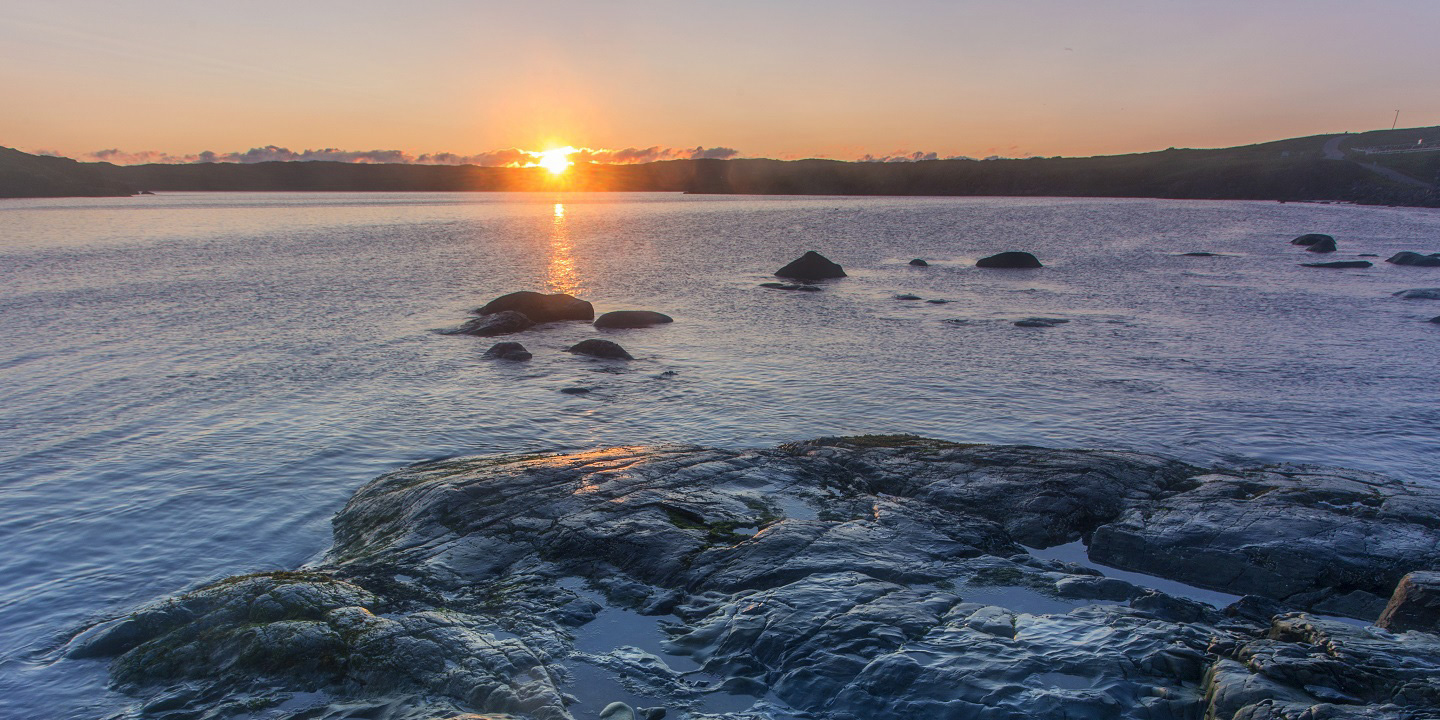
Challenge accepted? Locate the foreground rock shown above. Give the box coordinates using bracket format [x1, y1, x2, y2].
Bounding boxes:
[566, 339, 632, 359]
[73, 437, 1440, 720]
[1291, 233, 1334, 246]
[594, 311, 674, 329]
[1394, 288, 1440, 300]
[483, 342, 532, 361]
[1302, 260, 1372, 269]
[774, 251, 846, 280]
[1387, 251, 1440, 267]
[440, 310, 535, 337]
[475, 291, 595, 323]
[1377, 571, 1440, 632]
[976, 251, 1043, 268]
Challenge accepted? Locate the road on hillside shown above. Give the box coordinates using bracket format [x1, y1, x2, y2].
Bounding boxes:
[1323, 134, 1435, 190]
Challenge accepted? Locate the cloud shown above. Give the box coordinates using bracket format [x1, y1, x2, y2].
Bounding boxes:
[857, 151, 973, 162]
[77, 145, 744, 166]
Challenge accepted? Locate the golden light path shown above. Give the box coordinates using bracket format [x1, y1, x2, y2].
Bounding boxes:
[545, 201, 583, 296]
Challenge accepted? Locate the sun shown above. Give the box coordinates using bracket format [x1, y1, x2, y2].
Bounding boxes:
[535, 147, 575, 175]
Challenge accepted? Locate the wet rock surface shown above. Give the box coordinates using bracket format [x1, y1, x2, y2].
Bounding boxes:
[73, 437, 1440, 720]
[441, 310, 536, 337]
[484, 342, 533, 361]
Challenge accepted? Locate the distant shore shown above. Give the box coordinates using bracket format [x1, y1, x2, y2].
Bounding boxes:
[5, 126, 1438, 206]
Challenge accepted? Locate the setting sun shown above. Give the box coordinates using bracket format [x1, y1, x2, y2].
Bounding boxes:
[535, 147, 575, 175]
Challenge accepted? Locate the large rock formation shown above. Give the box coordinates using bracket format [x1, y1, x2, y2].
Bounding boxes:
[775, 251, 846, 281]
[70, 438, 1440, 720]
[474, 292, 595, 323]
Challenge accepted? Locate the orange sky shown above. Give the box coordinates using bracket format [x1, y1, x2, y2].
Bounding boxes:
[2, 1, 1438, 162]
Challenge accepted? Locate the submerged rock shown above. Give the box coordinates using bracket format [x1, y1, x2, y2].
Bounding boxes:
[775, 251, 846, 280]
[483, 342, 532, 361]
[593, 311, 673, 329]
[976, 251, 1043, 268]
[1301, 260, 1372, 269]
[75, 437, 1440, 720]
[566, 339, 632, 359]
[440, 310, 535, 337]
[1291, 233, 1333, 246]
[1387, 251, 1440, 267]
[1394, 288, 1440, 300]
[1014, 317, 1069, 327]
[475, 291, 595, 323]
[759, 282, 822, 292]
[894, 293, 922, 300]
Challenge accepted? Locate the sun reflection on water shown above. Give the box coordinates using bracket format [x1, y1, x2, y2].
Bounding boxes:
[545, 201, 584, 296]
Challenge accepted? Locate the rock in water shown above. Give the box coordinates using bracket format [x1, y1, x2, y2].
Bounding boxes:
[482, 341, 532, 361]
[593, 311, 674, 329]
[1301, 261, 1372, 269]
[1431, 316, 1440, 324]
[1387, 251, 1440, 267]
[1014, 317, 1069, 327]
[70, 438, 1440, 720]
[1291, 233, 1333, 246]
[1394, 288, 1440, 300]
[566, 338, 633, 359]
[1305, 237, 1339, 253]
[439, 310, 534, 337]
[474, 291, 594, 323]
[1377, 571, 1440, 632]
[775, 251, 846, 280]
[909, 258, 929, 266]
[976, 251, 1043, 268]
[759, 282, 822, 292]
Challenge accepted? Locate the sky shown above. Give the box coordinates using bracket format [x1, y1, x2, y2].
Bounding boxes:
[2, 1, 1438, 164]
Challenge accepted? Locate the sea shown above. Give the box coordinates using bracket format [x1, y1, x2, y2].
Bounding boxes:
[1, 191, 1437, 718]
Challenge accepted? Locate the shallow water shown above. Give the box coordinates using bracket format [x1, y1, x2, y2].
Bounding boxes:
[1, 192, 1437, 717]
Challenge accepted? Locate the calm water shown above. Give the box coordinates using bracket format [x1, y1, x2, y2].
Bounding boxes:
[1, 192, 1437, 717]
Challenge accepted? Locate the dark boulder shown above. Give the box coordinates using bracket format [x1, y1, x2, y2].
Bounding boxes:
[775, 251, 846, 280]
[482, 342, 532, 361]
[759, 282, 822, 292]
[1305, 237, 1338, 253]
[1431, 316, 1440, 324]
[594, 311, 674, 329]
[474, 291, 594, 323]
[1394, 288, 1440, 300]
[1180, 252, 1222, 257]
[440, 311, 534, 337]
[1387, 251, 1440, 267]
[567, 339, 633, 360]
[1377, 572, 1440, 632]
[1291, 233, 1333, 246]
[909, 258, 929, 267]
[894, 294, 922, 301]
[1301, 261, 1372, 269]
[976, 251, 1043, 269]
[559, 387, 591, 395]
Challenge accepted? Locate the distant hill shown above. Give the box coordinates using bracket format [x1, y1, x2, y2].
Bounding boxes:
[0, 147, 135, 198]
[4, 126, 1438, 205]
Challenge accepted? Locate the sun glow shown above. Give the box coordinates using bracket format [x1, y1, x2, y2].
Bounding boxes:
[535, 147, 576, 175]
